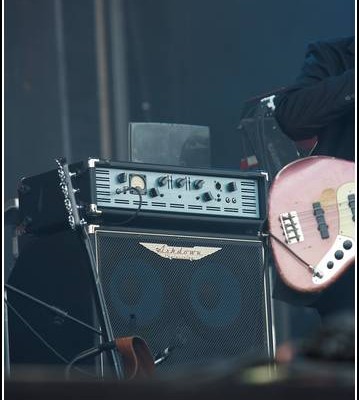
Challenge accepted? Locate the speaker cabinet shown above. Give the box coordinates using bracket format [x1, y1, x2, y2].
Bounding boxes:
[7, 225, 274, 375]
[91, 226, 274, 372]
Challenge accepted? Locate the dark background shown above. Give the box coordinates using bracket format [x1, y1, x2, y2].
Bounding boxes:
[3, 0, 355, 360]
[5, 0, 355, 200]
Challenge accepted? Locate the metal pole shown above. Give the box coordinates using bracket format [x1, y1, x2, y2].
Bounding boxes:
[54, 0, 72, 162]
[4, 289, 11, 378]
[94, 0, 112, 160]
[109, 0, 129, 161]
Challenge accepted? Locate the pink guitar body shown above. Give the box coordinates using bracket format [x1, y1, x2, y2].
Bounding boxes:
[268, 156, 355, 293]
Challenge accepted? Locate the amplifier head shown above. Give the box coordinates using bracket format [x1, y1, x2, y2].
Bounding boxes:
[17, 160, 268, 235]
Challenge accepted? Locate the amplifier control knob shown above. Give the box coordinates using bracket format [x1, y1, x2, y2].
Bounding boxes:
[175, 178, 186, 188]
[149, 188, 160, 198]
[193, 179, 205, 190]
[227, 182, 237, 192]
[117, 172, 127, 183]
[202, 191, 214, 202]
[157, 176, 169, 187]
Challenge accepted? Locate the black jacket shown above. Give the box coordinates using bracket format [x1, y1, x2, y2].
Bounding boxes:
[274, 36, 355, 161]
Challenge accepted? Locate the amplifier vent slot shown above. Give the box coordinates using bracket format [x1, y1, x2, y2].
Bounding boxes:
[151, 202, 166, 207]
[114, 199, 129, 204]
[170, 203, 185, 209]
[133, 200, 148, 206]
[206, 206, 221, 211]
[188, 205, 203, 210]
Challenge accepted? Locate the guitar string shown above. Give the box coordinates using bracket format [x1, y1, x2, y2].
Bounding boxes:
[272, 218, 355, 238]
[272, 203, 355, 235]
[283, 212, 353, 227]
[293, 210, 354, 226]
[273, 208, 353, 222]
[275, 199, 355, 220]
[288, 208, 354, 223]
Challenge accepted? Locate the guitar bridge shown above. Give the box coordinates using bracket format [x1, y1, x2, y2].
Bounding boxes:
[279, 211, 304, 244]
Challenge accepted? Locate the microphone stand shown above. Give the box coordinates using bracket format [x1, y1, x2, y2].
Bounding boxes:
[6, 273, 173, 380]
[5, 283, 105, 378]
[5, 283, 103, 336]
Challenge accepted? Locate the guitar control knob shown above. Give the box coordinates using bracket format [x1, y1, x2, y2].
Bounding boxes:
[117, 172, 127, 183]
[157, 176, 169, 187]
[334, 250, 344, 260]
[175, 178, 186, 188]
[193, 179, 205, 190]
[202, 191, 214, 202]
[148, 188, 160, 198]
[327, 261, 334, 269]
[343, 240, 353, 250]
[227, 182, 237, 192]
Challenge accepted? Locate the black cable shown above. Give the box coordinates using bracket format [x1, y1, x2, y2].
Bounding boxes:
[259, 217, 316, 276]
[115, 186, 143, 226]
[267, 231, 316, 274]
[65, 346, 100, 380]
[65, 341, 117, 380]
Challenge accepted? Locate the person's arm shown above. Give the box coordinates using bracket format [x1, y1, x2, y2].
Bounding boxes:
[274, 42, 354, 140]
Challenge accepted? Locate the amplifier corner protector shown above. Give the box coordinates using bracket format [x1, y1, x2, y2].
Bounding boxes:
[88, 158, 100, 168]
[261, 171, 269, 181]
[88, 204, 102, 215]
[87, 224, 100, 234]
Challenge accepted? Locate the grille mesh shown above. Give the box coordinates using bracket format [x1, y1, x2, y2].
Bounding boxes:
[95, 229, 271, 373]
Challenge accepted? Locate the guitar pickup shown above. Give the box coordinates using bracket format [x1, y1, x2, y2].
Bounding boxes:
[348, 194, 355, 221]
[279, 211, 304, 244]
[312, 202, 329, 239]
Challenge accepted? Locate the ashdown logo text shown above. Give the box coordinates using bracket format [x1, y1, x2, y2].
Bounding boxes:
[139, 243, 221, 261]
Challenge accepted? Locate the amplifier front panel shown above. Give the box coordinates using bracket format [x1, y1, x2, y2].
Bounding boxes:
[94, 165, 264, 220]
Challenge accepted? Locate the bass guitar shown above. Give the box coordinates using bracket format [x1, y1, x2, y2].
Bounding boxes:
[268, 156, 355, 293]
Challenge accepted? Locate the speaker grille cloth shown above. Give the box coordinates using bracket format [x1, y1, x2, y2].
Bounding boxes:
[95, 229, 270, 372]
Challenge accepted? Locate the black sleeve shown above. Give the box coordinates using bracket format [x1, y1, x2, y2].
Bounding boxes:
[274, 42, 355, 140]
